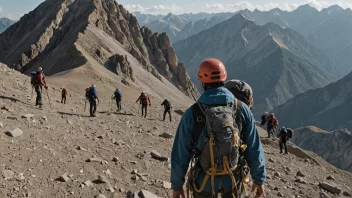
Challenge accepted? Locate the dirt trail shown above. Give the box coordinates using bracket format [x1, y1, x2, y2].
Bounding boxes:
[0, 65, 351, 197]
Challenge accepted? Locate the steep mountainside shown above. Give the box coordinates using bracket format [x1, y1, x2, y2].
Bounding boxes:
[273, 71, 352, 132]
[174, 14, 336, 115]
[0, 0, 198, 100]
[0, 17, 15, 33]
[292, 126, 352, 172]
[1, 64, 352, 197]
[241, 5, 352, 75]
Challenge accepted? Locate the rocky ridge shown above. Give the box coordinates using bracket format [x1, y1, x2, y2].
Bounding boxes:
[0, 0, 198, 99]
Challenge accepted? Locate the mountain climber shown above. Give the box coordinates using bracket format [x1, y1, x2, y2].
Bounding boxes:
[136, 91, 151, 118]
[31, 67, 48, 108]
[112, 88, 122, 111]
[266, 113, 278, 138]
[225, 79, 254, 110]
[161, 98, 172, 122]
[261, 112, 269, 127]
[171, 58, 266, 198]
[86, 84, 99, 117]
[61, 87, 69, 104]
[277, 126, 293, 154]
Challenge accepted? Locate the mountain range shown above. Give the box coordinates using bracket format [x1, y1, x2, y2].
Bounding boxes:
[137, 5, 352, 75]
[0, 17, 15, 33]
[173, 14, 338, 115]
[0, 0, 198, 103]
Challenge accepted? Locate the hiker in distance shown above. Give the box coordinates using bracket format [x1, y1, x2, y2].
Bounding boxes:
[112, 88, 122, 111]
[31, 67, 48, 108]
[61, 87, 69, 104]
[225, 79, 254, 110]
[260, 112, 269, 127]
[171, 58, 266, 198]
[136, 91, 151, 118]
[85, 84, 100, 117]
[161, 98, 172, 122]
[277, 126, 294, 154]
[266, 113, 278, 138]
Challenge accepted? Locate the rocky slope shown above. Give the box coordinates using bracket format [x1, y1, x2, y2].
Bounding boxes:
[174, 14, 337, 115]
[291, 126, 352, 173]
[0, 0, 198, 100]
[1, 62, 352, 198]
[0, 17, 15, 33]
[273, 70, 352, 132]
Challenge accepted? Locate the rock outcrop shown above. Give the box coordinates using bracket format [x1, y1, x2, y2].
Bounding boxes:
[0, 0, 198, 99]
[141, 27, 199, 100]
[291, 126, 352, 172]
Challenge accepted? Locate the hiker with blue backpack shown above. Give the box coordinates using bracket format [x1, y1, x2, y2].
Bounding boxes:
[85, 84, 99, 117]
[112, 88, 122, 111]
[171, 58, 266, 198]
[277, 126, 294, 154]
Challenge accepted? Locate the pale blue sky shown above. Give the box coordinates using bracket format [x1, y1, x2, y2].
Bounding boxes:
[1, 0, 352, 19]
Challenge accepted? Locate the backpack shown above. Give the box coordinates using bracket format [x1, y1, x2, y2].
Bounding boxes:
[271, 117, 278, 127]
[287, 128, 294, 139]
[163, 100, 172, 109]
[115, 89, 122, 99]
[141, 94, 148, 104]
[85, 87, 93, 99]
[30, 72, 37, 86]
[190, 99, 245, 192]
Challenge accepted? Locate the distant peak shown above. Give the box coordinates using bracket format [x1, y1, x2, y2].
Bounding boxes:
[322, 4, 344, 13]
[295, 4, 318, 12]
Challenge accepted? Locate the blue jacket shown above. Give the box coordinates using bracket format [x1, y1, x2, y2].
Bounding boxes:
[171, 87, 266, 191]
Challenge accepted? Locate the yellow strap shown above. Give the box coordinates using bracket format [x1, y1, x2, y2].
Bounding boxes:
[192, 174, 210, 193]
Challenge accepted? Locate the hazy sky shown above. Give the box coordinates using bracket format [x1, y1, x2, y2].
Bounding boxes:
[1, 0, 352, 19]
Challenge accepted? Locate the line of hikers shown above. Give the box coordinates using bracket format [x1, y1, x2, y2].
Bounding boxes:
[260, 112, 294, 154]
[30, 67, 173, 120]
[29, 58, 298, 197]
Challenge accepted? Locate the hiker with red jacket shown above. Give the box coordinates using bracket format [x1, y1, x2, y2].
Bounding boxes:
[266, 113, 278, 138]
[61, 87, 69, 104]
[31, 67, 48, 108]
[161, 98, 172, 122]
[136, 91, 151, 118]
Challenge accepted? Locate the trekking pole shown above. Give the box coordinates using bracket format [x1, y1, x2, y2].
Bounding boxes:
[84, 99, 87, 112]
[45, 88, 52, 109]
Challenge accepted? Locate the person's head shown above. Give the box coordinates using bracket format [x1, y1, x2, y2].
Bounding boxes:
[141, 91, 146, 95]
[37, 67, 43, 73]
[165, 98, 168, 101]
[225, 79, 253, 109]
[92, 84, 96, 89]
[270, 113, 274, 118]
[198, 58, 227, 91]
[281, 126, 286, 131]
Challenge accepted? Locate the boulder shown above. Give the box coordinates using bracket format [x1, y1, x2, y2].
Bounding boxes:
[319, 182, 342, 194]
[138, 189, 161, 198]
[150, 150, 168, 161]
[6, 128, 23, 137]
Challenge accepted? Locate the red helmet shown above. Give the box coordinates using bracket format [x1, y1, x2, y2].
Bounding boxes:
[198, 58, 227, 83]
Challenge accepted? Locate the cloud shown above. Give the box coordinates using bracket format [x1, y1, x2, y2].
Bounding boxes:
[125, 4, 182, 14]
[0, 7, 3, 12]
[201, 1, 352, 13]
[124, 4, 145, 12]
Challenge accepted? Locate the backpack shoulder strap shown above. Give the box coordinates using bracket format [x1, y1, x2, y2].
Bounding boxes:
[191, 103, 206, 144]
[234, 99, 246, 138]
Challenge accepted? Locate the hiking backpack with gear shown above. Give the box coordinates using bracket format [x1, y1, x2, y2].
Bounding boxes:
[141, 94, 148, 104]
[190, 98, 248, 195]
[115, 89, 122, 100]
[287, 128, 294, 139]
[85, 87, 93, 99]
